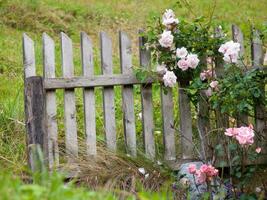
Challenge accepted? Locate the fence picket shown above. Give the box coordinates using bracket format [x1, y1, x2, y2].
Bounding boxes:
[161, 87, 176, 161]
[119, 31, 136, 157]
[100, 32, 116, 151]
[43, 33, 59, 168]
[61, 32, 78, 162]
[178, 82, 193, 159]
[232, 25, 248, 126]
[214, 27, 229, 130]
[81, 32, 96, 156]
[23, 34, 36, 78]
[139, 33, 155, 160]
[197, 56, 210, 161]
[251, 28, 266, 150]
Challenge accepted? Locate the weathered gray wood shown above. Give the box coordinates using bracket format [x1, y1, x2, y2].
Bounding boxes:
[251, 29, 264, 68]
[139, 33, 155, 160]
[24, 76, 46, 172]
[44, 75, 154, 89]
[23, 33, 36, 78]
[81, 32, 96, 156]
[161, 87, 176, 161]
[232, 25, 248, 126]
[251, 28, 266, 149]
[197, 56, 209, 161]
[214, 27, 229, 130]
[42, 33, 59, 169]
[100, 32, 116, 151]
[178, 83, 193, 159]
[61, 32, 78, 162]
[119, 31, 136, 157]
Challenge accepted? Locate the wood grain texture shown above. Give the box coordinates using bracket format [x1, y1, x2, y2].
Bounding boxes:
[100, 32, 116, 151]
[232, 25, 248, 126]
[197, 56, 209, 161]
[178, 83, 193, 159]
[139, 33, 155, 160]
[161, 87, 176, 161]
[61, 32, 78, 162]
[214, 27, 229, 131]
[81, 32, 96, 156]
[23, 33, 36, 78]
[42, 33, 59, 169]
[25, 76, 46, 172]
[120, 31, 136, 157]
[44, 75, 154, 89]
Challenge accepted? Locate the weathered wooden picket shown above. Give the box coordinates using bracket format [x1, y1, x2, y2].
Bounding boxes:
[23, 25, 266, 171]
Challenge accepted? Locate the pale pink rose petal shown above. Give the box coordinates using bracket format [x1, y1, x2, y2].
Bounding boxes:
[256, 147, 261, 154]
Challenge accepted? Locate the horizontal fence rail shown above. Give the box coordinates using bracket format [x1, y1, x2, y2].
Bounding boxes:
[44, 75, 155, 89]
[23, 25, 266, 171]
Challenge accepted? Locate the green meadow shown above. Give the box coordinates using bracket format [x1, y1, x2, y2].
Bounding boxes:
[0, 0, 266, 199]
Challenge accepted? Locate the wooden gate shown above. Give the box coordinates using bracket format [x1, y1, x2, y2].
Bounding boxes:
[23, 25, 266, 171]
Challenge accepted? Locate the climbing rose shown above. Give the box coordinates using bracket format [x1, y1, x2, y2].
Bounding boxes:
[177, 58, 189, 71]
[188, 164, 197, 174]
[256, 147, 262, 154]
[210, 80, 219, 91]
[235, 126, 254, 145]
[162, 9, 179, 27]
[163, 70, 177, 87]
[187, 54, 200, 69]
[156, 63, 167, 75]
[224, 125, 255, 145]
[176, 47, 188, 58]
[219, 40, 240, 63]
[159, 31, 173, 48]
[225, 128, 238, 137]
[200, 69, 216, 81]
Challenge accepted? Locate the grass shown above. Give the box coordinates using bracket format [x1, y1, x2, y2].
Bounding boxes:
[0, 0, 266, 198]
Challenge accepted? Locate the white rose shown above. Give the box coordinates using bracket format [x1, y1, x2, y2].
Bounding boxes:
[219, 41, 240, 63]
[159, 31, 173, 48]
[163, 70, 177, 87]
[187, 54, 200, 69]
[176, 47, 188, 58]
[162, 9, 179, 26]
[156, 63, 167, 75]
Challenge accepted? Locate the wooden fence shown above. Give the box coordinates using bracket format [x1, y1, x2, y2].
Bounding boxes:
[23, 25, 266, 171]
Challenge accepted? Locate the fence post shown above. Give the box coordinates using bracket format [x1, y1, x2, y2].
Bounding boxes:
[24, 76, 46, 172]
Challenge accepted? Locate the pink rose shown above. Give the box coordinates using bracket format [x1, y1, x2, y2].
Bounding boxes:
[195, 170, 206, 184]
[225, 128, 238, 137]
[163, 70, 177, 87]
[162, 9, 179, 27]
[159, 31, 173, 48]
[235, 126, 254, 145]
[188, 164, 197, 174]
[187, 54, 200, 69]
[176, 47, 188, 58]
[177, 58, 189, 71]
[225, 125, 255, 146]
[256, 147, 262, 154]
[210, 80, 218, 89]
[219, 41, 240, 64]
